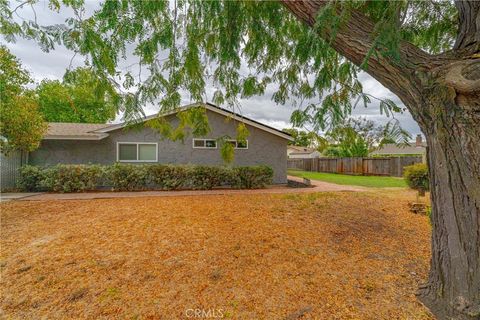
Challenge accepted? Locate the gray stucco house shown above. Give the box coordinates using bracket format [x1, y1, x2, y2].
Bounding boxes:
[29, 103, 293, 184]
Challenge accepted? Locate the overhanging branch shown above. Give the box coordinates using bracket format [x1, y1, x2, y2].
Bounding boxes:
[280, 0, 429, 107]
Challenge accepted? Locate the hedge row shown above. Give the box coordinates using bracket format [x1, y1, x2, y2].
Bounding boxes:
[18, 164, 273, 192]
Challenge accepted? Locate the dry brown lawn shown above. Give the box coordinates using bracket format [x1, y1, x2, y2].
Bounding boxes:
[1, 190, 432, 319]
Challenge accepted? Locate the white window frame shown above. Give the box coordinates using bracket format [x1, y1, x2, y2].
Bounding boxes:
[116, 142, 158, 162]
[192, 139, 218, 149]
[228, 139, 249, 150]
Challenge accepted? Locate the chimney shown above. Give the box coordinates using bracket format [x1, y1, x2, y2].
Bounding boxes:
[416, 134, 422, 147]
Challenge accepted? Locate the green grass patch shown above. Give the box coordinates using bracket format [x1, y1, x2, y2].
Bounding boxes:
[288, 170, 407, 188]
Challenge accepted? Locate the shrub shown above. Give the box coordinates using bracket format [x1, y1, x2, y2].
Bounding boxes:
[105, 163, 147, 191]
[147, 164, 190, 190]
[189, 165, 230, 190]
[43, 164, 103, 193]
[17, 163, 275, 192]
[403, 163, 429, 195]
[231, 165, 273, 189]
[18, 165, 46, 191]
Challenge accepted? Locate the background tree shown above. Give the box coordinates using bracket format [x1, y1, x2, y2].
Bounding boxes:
[0, 46, 46, 153]
[2, 1, 479, 318]
[36, 67, 121, 123]
[312, 117, 410, 157]
[344, 117, 410, 151]
[282, 128, 321, 147]
[323, 126, 369, 157]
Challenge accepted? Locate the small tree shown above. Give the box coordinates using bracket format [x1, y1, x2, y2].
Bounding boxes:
[322, 117, 411, 157]
[282, 128, 322, 147]
[323, 127, 369, 157]
[404, 163, 429, 197]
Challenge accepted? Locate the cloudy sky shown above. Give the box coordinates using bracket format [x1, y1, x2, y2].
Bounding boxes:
[4, 0, 422, 137]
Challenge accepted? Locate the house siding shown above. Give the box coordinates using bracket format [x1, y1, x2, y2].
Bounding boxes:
[29, 110, 288, 183]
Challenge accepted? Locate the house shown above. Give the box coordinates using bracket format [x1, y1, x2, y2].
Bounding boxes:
[28, 103, 293, 184]
[370, 134, 426, 156]
[287, 146, 322, 159]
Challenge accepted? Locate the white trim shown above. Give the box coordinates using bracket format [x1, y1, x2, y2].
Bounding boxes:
[95, 103, 294, 141]
[192, 138, 218, 149]
[116, 142, 158, 162]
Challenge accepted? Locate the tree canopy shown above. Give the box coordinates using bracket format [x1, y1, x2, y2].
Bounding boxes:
[0, 45, 46, 153]
[322, 118, 410, 157]
[36, 67, 121, 123]
[282, 128, 322, 147]
[0, 1, 459, 127]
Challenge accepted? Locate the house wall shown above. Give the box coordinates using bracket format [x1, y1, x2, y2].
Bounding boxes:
[29, 110, 288, 183]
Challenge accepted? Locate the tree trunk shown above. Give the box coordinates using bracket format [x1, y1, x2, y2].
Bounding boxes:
[419, 135, 480, 319]
[280, 1, 480, 319]
[417, 60, 480, 320]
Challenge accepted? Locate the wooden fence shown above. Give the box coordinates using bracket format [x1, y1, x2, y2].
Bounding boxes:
[287, 156, 423, 177]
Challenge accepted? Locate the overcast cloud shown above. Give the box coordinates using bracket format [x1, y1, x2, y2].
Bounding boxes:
[4, 0, 422, 137]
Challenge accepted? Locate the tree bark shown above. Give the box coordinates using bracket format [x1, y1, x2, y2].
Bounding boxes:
[280, 1, 480, 319]
[454, 1, 480, 49]
[417, 59, 480, 319]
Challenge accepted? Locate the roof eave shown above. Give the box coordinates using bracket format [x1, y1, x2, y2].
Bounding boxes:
[94, 103, 294, 141]
[43, 133, 109, 141]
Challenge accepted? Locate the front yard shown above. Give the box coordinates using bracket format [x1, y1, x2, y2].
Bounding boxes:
[1, 191, 431, 319]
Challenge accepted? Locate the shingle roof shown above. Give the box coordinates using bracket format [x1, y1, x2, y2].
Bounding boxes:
[371, 143, 426, 155]
[43, 103, 294, 141]
[290, 151, 317, 155]
[45, 123, 110, 140]
[288, 146, 316, 154]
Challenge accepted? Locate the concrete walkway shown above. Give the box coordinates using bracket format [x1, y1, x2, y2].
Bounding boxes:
[11, 176, 364, 202]
[0, 192, 43, 202]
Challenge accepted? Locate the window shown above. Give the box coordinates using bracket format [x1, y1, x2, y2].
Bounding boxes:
[236, 140, 248, 149]
[227, 139, 248, 149]
[117, 143, 158, 162]
[192, 139, 217, 149]
[118, 143, 137, 161]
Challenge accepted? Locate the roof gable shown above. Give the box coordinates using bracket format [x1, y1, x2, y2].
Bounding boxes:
[96, 103, 293, 141]
[42, 103, 293, 141]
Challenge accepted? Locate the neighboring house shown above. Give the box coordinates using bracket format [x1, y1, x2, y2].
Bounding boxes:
[370, 134, 426, 156]
[28, 103, 293, 184]
[287, 145, 322, 159]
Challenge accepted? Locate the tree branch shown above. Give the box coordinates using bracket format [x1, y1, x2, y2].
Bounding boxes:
[445, 59, 480, 94]
[280, 0, 429, 108]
